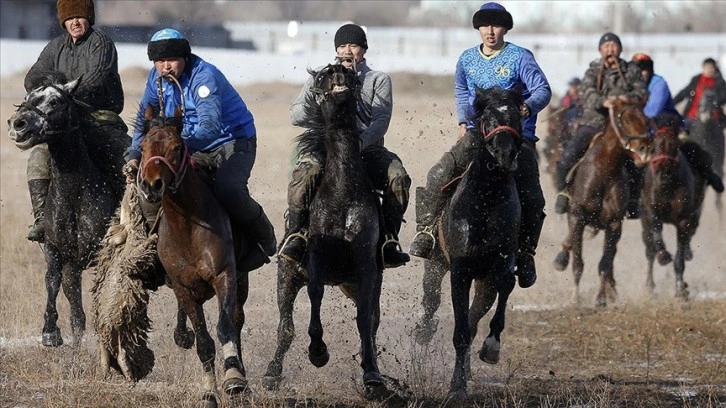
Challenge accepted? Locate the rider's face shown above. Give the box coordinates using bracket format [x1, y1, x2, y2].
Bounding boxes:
[478, 25, 507, 52]
[703, 63, 716, 78]
[336, 44, 366, 70]
[63, 18, 90, 43]
[154, 57, 186, 79]
[599, 41, 622, 67]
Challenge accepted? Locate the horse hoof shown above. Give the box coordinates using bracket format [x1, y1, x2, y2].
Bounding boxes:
[447, 389, 468, 401]
[479, 345, 500, 365]
[553, 251, 569, 271]
[308, 345, 329, 368]
[42, 329, 63, 347]
[261, 375, 281, 391]
[656, 251, 673, 266]
[413, 317, 438, 345]
[174, 328, 195, 349]
[363, 371, 384, 386]
[223, 377, 249, 396]
[363, 382, 393, 401]
[201, 392, 218, 408]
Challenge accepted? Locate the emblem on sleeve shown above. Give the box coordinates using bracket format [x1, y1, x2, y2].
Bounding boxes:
[198, 85, 210, 98]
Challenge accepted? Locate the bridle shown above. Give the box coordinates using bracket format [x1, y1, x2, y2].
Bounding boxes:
[309, 62, 359, 105]
[648, 127, 680, 172]
[608, 105, 651, 162]
[478, 111, 522, 170]
[15, 84, 79, 135]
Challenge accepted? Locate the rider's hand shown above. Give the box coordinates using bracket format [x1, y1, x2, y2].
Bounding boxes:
[458, 123, 468, 139]
[520, 104, 531, 118]
[603, 96, 617, 109]
[124, 159, 139, 184]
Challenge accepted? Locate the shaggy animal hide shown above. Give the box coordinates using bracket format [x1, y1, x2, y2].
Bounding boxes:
[91, 185, 159, 382]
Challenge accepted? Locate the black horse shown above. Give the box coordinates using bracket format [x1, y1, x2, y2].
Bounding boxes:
[8, 76, 125, 346]
[688, 88, 724, 212]
[414, 87, 523, 398]
[262, 64, 388, 397]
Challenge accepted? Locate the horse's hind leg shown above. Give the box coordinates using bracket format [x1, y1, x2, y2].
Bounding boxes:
[61, 264, 85, 347]
[414, 257, 447, 345]
[42, 251, 64, 347]
[263, 259, 307, 390]
[597, 223, 622, 307]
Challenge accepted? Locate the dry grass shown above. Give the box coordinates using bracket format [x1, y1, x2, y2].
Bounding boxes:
[2, 73, 725, 407]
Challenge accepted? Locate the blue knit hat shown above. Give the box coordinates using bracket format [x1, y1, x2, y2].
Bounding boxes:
[472, 2, 513, 30]
[147, 28, 191, 61]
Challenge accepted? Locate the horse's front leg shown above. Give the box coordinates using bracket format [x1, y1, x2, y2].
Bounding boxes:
[42, 249, 64, 347]
[565, 214, 586, 305]
[640, 208, 657, 294]
[597, 221, 622, 307]
[212, 268, 248, 396]
[468, 276, 497, 343]
[448, 259, 473, 399]
[673, 225, 691, 300]
[306, 251, 329, 368]
[61, 263, 85, 347]
[356, 262, 383, 387]
[176, 289, 219, 407]
[263, 259, 307, 390]
[414, 257, 448, 345]
[174, 299, 194, 349]
[652, 217, 672, 266]
[478, 258, 515, 365]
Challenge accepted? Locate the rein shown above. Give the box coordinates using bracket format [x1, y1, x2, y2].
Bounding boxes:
[608, 105, 650, 161]
[155, 74, 186, 118]
[480, 123, 521, 142]
[140, 138, 190, 194]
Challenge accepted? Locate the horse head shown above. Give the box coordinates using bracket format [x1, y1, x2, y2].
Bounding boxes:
[309, 63, 359, 126]
[138, 105, 187, 203]
[608, 98, 652, 165]
[698, 89, 720, 122]
[8, 77, 80, 150]
[471, 87, 523, 172]
[648, 114, 682, 173]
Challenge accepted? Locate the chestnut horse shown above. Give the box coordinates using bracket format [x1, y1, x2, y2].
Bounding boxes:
[641, 116, 706, 300]
[553, 99, 652, 307]
[137, 106, 257, 407]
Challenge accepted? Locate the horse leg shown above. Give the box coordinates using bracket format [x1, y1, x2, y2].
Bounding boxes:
[61, 264, 85, 347]
[640, 211, 657, 295]
[568, 216, 586, 305]
[42, 251, 64, 347]
[479, 265, 516, 365]
[414, 257, 447, 345]
[596, 222, 622, 307]
[652, 218, 672, 266]
[448, 259, 473, 398]
[469, 277, 497, 344]
[306, 252, 329, 368]
[356, 263, 383, 387]
[213, 269, 248, 396]
[673, 226, 691, 300]
[174, 300, 195, 349]
[176, 289, 219, 407]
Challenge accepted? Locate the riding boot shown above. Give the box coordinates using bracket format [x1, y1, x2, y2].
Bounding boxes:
[409, 187, 439, 259]
[706, 172, 724, 193]
[381, 215, 410, 268]
[278, 208, 309, 264]
[626, 161, 642, 219]
[27, 179, 50, 243]
[554, 164, 570, 214]
[238, 205, 277, 270]
[680, 141, 724, 193]
[515, 211, 545, 289]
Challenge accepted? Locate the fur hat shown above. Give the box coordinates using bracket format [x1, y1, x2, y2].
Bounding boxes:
[598, 32, 622, 49]
[472, 2, 513, 30]
[147, 28, 192, 61]
[57, 0, 95, 28]
[334, 24, 368, 50]
[631, 53, 654, 72]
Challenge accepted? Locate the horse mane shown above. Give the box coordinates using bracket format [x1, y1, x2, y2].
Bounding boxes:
[470, 87, 524, 128]
[294, 67, 330, 160]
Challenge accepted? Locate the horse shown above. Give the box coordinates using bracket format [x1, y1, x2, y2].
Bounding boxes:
[552, 98, 652, 307]
[136, 105, 260, 406]
[542, 103, 579, 186]
[7, 76, 125, 347]
[641, 115, 706, 300]
[687, 88, 723, 212]
[261, 63, 389, 398]
[412, 87, 523, 398]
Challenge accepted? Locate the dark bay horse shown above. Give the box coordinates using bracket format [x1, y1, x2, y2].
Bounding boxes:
[137, 106, 256, 406]
[414, 87, 522, 398]
[8, 77, 124, 347]
[688, 89, 723, 212]
[262, 64, 389, 398]
[553, 99, 652, 307]
[641, 116, 706, 300]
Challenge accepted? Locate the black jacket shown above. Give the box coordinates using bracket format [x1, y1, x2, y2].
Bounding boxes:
[673, 73, 726, 119]
[24, 27, 124, 113]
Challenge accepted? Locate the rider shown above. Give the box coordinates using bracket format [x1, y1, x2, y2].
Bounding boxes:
[408, 2, 552, 289]
[554, 32, 648, 218]
[632, 53, 724, 192]
[125, 28, 277, 265]
[673, 57, 726, 133]
[278, 23, 412, 269]
[560, 77, 583, 129]
[23, 0, 128, 243]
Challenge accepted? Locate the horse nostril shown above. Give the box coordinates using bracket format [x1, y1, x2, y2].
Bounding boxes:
[153, 179, 164, 192]
[12, 118, 27, 130]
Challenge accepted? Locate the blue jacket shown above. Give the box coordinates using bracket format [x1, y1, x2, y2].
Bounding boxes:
[129, 55, 256, 160]
[644, 73, 680, 120]
[455, 42, 551, 141]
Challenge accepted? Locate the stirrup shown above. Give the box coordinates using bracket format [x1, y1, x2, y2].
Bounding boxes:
[381, 234, 409, 267]
[556, 191, 571, 200]
[412, 226, 436, 246]
[277, 232, 307, 261]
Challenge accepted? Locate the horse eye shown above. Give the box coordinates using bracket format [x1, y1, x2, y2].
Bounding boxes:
[49, 99, 58, 107]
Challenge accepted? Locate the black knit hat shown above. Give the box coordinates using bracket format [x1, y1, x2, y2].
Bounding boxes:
[334, 24, 368, 49]
[57, 0, 95, 28]
[147, 28, 191, 61]
[472, 2, 513, 30]
[598, 32, 622, 49]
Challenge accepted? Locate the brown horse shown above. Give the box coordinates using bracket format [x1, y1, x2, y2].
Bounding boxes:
[641, 117, 706, 300]
[553, 99, 652, 307]
[137, 106, 254, 407]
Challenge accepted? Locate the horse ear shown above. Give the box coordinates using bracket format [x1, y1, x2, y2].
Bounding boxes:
[62, 78, 80, 95]
[144, 105, 155, 121]
[174, 107, 182, 119]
